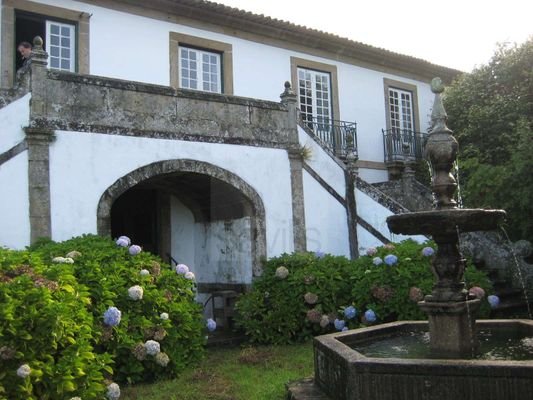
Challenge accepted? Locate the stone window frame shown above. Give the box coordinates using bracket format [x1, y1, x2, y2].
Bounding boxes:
[383, 78, 421, 133]
[169, 32, 233, 95]
[1, 0, 90, 88]
[290, 56, 340, 122]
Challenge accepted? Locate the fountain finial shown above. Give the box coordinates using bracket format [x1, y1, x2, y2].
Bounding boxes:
[424, 77, 458, 209]
[429, 77, 450, 134]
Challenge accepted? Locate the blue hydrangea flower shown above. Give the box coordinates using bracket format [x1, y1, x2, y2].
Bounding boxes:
[103, 306, 121, 327]
[384, 254, 398, 266]
[422, 247, 435, 257]
[344, 306, 357, 320]
[487, 295, 500, 309]
[206, 318, 217, 332]
[334, 319, 345, 331]
[314, 251, 326, 259]
[175, 264, 189, 274]
[129, 245, 142, 255]
[364, 309, 377, 323]
[116, 236, 130, 247]
[372, 257, 383, 266]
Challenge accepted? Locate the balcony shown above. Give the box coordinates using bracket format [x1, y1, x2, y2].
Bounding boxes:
[382, 128, 426, 162]
[300, 116, 357, 159]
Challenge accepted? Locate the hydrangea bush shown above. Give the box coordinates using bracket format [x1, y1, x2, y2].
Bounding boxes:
[1, 234, 206, 398]
[235, 240, 493, 344]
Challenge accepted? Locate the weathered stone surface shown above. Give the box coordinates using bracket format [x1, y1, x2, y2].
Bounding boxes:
[286, 378, 331, 400]
[372, 178, 433, 211]
[314, 320, 533, 400]
[28, 70, 296, 148]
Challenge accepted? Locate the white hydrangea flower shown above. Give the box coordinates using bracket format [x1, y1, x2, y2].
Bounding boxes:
[184, 271, 195, 281]
[65, 250, 82, 259]
[139, 269, 150, 276]
[160, 312, 169, 320]
[63, 257, 75, 264]
[16, 364, 31, 378]
[52, 256, 66, 263]
[106, 382, 120, 400]
[154, 352, 170, 367]
[144, 340, 161, 356]
[69, 397, 82, 400]
[275, 266, 289, 279]
[128, 285, 143, 300]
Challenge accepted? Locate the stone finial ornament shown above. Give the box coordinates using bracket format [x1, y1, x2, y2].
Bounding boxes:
[280, 81, 296, 103]
[31, 36, 48, 66]
[424, 77, 458, 209]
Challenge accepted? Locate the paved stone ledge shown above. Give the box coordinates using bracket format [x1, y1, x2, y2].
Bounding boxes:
[286, 378, 331, 400]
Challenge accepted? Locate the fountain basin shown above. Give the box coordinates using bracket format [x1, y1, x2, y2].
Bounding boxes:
[387, 208, 506, 235]
[314, 320, 533, 400]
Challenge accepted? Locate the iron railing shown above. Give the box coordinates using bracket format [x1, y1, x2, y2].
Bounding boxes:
[382, 129, 426, 162]
[300, 116, 357, 158]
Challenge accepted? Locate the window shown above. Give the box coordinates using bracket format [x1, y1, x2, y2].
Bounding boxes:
[297, 67, 332, 124]
[383, 78, 422, 163]
[290, 57, 340, 124]
[1, 0, 90, 87]
[170, 32, 233, 95]
[46, 20, 75, 72]
[388, 87, 414, 133]
[383, 78, 420, 133]
[179, 46, 221, 93]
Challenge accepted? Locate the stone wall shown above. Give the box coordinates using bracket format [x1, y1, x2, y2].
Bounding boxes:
[29, 70, 297, 149]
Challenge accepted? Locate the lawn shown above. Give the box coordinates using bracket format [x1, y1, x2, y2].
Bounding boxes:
[121, 341, 314, 400]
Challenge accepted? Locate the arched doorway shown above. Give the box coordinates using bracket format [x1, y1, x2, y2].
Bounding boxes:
[97, 160, 266, 305]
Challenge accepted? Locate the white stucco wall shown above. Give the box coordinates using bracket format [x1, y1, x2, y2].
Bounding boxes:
[355, 188, 426, 251]
[18, 0, 434, 168]
[194, 218, 252, 284]
[170, 196, 252, 285]
[170, 196, 196, 267]
[0, 93, 30, 154]
[358, 168, 388, 184]
[0, 151, 30, 248]
[298, 126, 346, 195]
[303, 170, 350, 257]
[48, 131, 295, 257]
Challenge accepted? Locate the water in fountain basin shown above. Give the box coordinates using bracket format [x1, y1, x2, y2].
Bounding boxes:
[499, 226, 533, 319]
[353, 329, 533, 361]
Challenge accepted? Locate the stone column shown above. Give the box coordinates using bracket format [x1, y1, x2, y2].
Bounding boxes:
[281, 82, 307, 252]
[26, 37, 53, 243]
[26, 127, 54, 243]
[344, 153, 359, 259]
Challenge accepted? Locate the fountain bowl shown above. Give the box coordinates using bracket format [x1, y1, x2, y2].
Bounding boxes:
[386, 208, 506, 236]
[314, 319, 533, 400]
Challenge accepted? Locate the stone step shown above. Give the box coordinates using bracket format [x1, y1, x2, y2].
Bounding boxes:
[286, 378, 331, 400]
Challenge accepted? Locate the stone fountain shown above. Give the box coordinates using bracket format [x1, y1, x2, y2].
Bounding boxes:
[300, 79, 533, 400]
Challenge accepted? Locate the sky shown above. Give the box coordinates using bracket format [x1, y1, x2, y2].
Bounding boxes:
[215, 0, 532, 72]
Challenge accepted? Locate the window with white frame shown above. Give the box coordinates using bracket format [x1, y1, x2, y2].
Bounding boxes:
[179, 46, 222, 93]
[46, 20, 76, 72]
[388, 87, 414, 132]
[297, 67, 332, 124]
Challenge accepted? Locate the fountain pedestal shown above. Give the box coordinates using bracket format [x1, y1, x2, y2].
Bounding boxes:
[419, 299, 480, 357]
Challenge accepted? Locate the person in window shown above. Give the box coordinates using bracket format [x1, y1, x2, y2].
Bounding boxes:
[14, 41, 33, 90]
[17, 41, 33, 67]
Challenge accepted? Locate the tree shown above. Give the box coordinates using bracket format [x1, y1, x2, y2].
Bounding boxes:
[443, 38, 533, 242]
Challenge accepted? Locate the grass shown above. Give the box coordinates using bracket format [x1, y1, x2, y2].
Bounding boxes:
[121, 341, 314, 400]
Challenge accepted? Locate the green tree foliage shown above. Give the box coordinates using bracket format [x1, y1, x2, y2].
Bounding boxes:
[444, 38, 533, 242]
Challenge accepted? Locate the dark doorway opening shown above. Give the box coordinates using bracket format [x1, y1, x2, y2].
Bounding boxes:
[15, 12, 46, 70]
[110, 188, 159, 255]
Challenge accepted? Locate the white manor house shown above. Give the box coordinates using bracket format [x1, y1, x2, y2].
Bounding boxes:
[0, 0, 458, 296]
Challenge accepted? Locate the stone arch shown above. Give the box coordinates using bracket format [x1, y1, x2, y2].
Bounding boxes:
[97, 159, 266, 277]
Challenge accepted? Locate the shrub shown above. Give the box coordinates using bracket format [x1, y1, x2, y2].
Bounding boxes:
[0, 249, 111, 400]
[235, 240, 493, 344]
[29, 235, 206, 384]
[1, 234, 206, 399]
